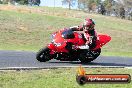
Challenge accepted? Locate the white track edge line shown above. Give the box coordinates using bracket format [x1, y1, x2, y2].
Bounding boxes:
[0, 66, 132, 70]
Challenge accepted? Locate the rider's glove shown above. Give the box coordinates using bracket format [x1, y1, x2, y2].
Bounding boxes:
[89, 36, 93, 45]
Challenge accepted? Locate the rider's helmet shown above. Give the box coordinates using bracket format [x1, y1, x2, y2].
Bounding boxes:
[82, 18, 95, 31]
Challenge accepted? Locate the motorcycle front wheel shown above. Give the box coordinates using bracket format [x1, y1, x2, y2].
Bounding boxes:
[36, 47, 51, 62]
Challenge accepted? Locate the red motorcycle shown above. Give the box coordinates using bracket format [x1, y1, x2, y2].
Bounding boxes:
[36, 29, 111, 63]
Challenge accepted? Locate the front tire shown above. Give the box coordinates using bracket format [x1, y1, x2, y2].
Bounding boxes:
[36, 47, 51, 62]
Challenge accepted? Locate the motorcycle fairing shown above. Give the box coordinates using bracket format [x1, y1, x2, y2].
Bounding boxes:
[48, 30, 111, 53]
[92, 33, 111, 50]
[48, 31, 85, 54]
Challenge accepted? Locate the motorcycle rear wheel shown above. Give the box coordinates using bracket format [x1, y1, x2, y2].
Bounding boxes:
[79, 48, 101, 63]
[36, 47, 51, 62]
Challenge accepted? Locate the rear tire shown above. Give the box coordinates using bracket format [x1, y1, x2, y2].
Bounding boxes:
[36, 47, 51, 62]
[79, 48, 101, 63]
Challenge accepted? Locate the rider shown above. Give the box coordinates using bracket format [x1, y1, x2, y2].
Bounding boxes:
[69, 18, 97, 49]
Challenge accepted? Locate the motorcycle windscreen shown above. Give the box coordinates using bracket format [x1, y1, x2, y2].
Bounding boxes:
[62, 29, 75, 39]
[93, 34, 111, 50]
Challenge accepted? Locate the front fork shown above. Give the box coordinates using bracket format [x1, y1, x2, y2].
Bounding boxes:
[47, 43, 57, 55]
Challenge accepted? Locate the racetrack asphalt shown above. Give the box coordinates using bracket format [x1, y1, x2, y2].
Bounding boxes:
[0, 50, 132, 69]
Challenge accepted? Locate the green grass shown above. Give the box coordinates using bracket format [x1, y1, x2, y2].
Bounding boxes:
[0, 68, 132, 88]
[102, 52, 132, 57]
[0, 5, 132, 88]
[0, 10, 81, 51]
[0, 5, 132, 57]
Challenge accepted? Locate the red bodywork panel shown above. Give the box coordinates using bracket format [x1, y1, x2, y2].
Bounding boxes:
[48, 30, 111, 54]
[92, 33, 111, 50]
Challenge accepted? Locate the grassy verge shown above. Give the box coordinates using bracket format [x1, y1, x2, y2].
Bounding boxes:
[0, 5, 132, 88]
[0, 5, 132, 57]
[0, 68, 132, 88]
[101, 52, 132, 57]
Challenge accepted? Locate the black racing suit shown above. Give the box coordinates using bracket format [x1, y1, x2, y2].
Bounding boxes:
[69, 26, 97, 49]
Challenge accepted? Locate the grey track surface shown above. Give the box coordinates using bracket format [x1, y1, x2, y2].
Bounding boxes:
[0, 50, 132, 69]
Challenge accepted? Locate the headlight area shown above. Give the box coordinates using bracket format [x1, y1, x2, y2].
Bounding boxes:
[50, 34, 56, 41]
[52, 41, 64, 47]
[52, 39, 64, 47]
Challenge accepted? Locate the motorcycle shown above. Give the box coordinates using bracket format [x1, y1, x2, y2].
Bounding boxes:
[36, 29, 111, 63]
